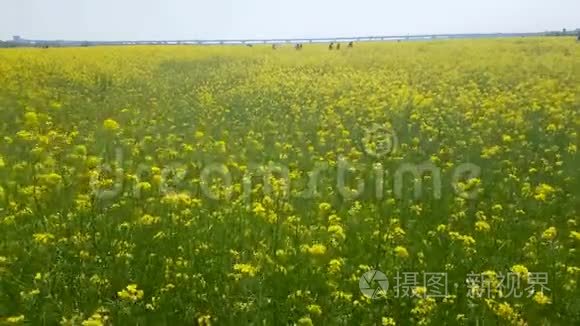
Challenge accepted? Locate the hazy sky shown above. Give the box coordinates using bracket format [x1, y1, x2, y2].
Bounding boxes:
[1, 0, 578, 41]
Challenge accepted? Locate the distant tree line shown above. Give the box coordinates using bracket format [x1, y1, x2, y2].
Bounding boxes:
[0, 41, 21, 48]
[545, 28, 580, 37]
[0, 41, 89, 48]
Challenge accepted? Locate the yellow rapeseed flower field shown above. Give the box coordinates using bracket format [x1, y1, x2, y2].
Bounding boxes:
[0, 38, 578, 325]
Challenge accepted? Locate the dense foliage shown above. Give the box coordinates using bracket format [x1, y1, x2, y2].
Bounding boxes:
[0, 38, 578, 325]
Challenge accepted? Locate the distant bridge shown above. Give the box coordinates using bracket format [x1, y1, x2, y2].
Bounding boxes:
[3, 31, 573, 47]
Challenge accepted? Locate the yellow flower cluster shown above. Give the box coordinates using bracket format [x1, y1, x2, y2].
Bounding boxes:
[117, 284, 144, 302]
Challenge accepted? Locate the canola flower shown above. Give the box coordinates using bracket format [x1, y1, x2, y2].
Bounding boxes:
[4, 315, 25, 324]
[475, 220, 491, 233]
[394, 246, 409, 258]
[541, 226, 557, 241]
[532, 291, 551, 305]
[297, 316, 314, 326]
[81, 308, 110, 326]
[233, 263, 259, 277]
[117, 284, 144, 302]
[102, 118, 120, 131]
[511, 265, 530, 282]
[533, 183, 556, 202]
[303, 244, 327, 256]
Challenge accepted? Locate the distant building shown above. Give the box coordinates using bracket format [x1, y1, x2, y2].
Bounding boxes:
[13, 35, 22, 42]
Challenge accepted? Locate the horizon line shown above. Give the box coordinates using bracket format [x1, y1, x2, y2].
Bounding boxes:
[4, 28, 578, 44]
